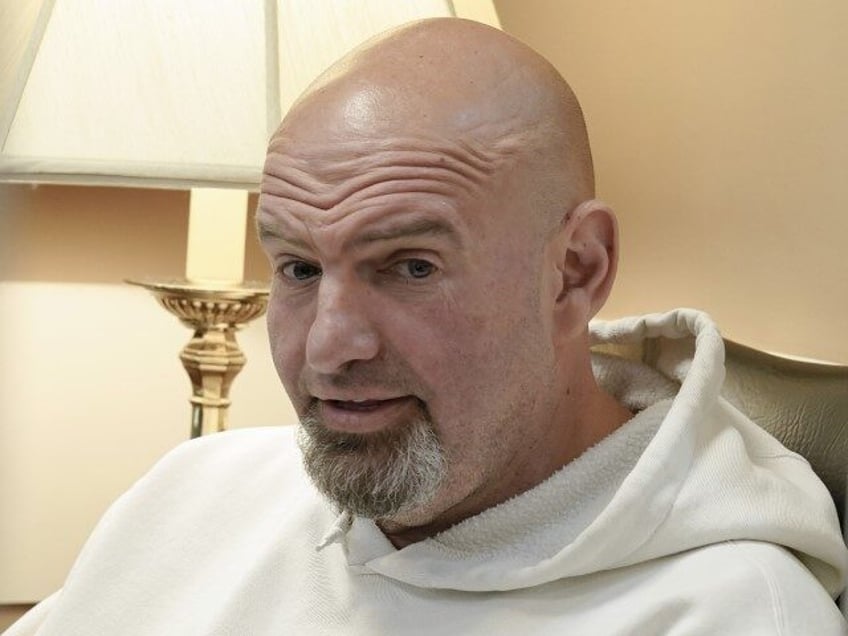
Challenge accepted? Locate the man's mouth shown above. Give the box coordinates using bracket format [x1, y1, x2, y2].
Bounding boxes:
[327, 397, 410, 412]
[314, 395, 419, 433]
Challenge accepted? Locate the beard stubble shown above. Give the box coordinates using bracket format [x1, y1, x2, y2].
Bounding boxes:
[297, 398, 446, 519]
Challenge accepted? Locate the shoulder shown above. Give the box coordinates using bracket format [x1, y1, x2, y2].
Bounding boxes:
[72, 425, 313, 557]
[156, 424, 299, 467]
[18, 426, 332, 635]
[725, 541, 846, 633]
[136, 425, 302, 492]
[62, 425, 320, 587]
[658, 541, 847, 634]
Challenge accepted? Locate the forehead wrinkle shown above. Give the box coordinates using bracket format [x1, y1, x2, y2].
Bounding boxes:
[338, 169, 479, 211]
[263, 134, 519, 207]
[267, 133, 506, 169]
[263, 163, 476, 212]
[260, 191, 462, 250]
[262, 160, 335, 211]
[260, 171, 470, 241]
[261, 161, 331, 208]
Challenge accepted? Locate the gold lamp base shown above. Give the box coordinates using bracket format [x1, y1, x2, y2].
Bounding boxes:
[128, 279, 269, 438]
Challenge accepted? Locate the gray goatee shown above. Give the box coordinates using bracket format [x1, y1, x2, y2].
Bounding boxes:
[297, 400, 446, 519]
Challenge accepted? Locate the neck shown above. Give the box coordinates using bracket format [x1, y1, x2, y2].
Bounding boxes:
[377, 517, 456, 549]
[378, 378, 633, 549]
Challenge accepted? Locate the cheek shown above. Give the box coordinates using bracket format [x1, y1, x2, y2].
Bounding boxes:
[399, 282, 543, 409]
[266, 296, 308, 394]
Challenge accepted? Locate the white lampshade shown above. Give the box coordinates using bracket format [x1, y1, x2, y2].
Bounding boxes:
[0, 0, 496, 191]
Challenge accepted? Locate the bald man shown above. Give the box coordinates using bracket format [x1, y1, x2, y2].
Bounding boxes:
[7, 18, 847, 636]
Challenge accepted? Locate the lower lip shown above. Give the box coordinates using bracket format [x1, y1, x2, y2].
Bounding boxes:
[318, 396, 417, 434]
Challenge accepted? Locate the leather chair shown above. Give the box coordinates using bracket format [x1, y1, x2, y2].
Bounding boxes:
[594, 337, 848, 615]
[719, 341, 848, 616]
[594, 338, 848, 525]
[719, 340, 848, 528]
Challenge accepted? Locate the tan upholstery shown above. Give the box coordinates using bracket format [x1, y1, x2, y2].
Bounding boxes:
[594, 339, 848, 525]
[721, 340, 848, 524]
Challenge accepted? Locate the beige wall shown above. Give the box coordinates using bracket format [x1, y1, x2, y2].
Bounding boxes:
[496, 0, 848, 363]
[0, 184, 297, 602]
[0, 185, 270, 284]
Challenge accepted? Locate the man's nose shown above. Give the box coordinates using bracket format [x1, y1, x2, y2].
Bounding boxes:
[305, 278, 380, 374]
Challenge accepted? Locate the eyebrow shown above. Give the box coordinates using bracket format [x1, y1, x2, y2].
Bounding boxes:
[350, 217, 462, 249]
[256, 215, 462, 250]
[256, 218, 305, 247]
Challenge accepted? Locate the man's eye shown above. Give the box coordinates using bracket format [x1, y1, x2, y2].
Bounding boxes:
[399, 259, 436, 279]
[280, 261, 322, 281]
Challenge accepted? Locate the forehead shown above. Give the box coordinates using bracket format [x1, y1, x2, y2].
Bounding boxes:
[263, 133, 516, 194]
[258, 133, 521, 236]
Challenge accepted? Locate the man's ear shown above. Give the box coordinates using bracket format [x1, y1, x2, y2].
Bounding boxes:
[552, 199, 619, 327]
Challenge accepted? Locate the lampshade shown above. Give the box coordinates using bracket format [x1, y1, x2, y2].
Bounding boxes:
[0, 0, 484, 191]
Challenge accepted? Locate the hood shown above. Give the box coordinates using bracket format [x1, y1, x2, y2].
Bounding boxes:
[323, 309, 848, 595]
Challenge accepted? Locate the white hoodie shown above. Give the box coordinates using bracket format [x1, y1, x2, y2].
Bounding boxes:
[7, 309, 847, 635]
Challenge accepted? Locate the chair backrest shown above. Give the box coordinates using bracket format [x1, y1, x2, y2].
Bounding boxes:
[720, 340, 848, 525]
[593, 339, 848, 525]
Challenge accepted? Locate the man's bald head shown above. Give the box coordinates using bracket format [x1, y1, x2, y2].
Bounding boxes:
[259, 19, 626, 536]
[269, 18, 594, 231]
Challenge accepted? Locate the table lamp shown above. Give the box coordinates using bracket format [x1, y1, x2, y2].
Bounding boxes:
[0, 0, 500, 436]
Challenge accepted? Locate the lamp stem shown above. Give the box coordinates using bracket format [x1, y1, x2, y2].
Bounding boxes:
[127, 280, 269, 438]
[181, 324, 246, 437]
